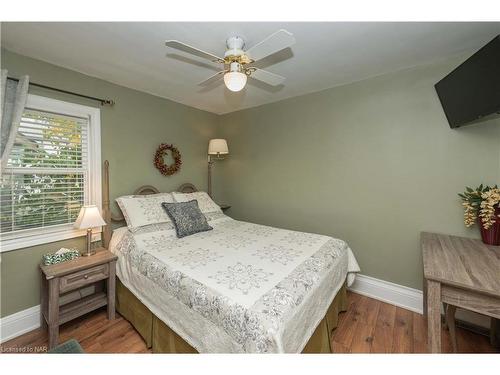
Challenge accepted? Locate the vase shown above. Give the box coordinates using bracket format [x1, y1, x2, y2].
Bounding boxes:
[479, 206, 500, 246]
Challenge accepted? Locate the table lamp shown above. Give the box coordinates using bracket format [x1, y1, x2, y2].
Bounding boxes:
[74, 205, 107, 256]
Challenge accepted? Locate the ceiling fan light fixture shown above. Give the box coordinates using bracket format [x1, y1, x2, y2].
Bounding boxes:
[224, 71, 247, 92]
[165, 29, 295, 93]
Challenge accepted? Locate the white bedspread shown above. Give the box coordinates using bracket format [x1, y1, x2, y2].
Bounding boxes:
[110, 214, 360, 353]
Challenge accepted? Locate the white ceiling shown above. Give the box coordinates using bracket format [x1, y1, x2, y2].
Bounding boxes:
[2, 22, 499, 114]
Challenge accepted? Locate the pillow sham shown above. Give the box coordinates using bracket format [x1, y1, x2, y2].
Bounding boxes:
[161, 200, 213, 238]
[172, 191, 222, 214]
[116, 193, 175, 232]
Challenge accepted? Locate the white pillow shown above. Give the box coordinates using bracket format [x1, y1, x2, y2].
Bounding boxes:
[172, 191, 222, 214]
[116, 193, 174, 232]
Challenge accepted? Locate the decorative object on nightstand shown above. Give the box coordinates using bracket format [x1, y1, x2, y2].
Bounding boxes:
[42, 248, 80, 266]
[74, 205, 107, 256]
[40, 248, 117, 349]
[459, 185, 500, 245]
[207, 138, 229, 198]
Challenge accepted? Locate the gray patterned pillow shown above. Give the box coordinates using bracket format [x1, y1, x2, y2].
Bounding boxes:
[161, 200, 213, 238]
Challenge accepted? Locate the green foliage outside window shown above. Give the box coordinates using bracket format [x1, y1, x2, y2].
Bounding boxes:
[1, 111, 86, 233]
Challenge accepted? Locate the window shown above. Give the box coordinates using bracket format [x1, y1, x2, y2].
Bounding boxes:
[0, 95, 101, 252]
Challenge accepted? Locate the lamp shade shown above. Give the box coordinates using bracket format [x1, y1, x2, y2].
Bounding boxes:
[208, 139, 229, 155]
[74, 205, 106, 229]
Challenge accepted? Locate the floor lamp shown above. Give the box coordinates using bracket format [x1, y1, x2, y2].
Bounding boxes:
[208, 139, 228, 197]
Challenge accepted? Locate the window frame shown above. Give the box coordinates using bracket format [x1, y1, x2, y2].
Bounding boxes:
[0, 94, 102, 252]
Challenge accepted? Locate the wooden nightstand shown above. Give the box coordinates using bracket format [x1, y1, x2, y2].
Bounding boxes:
[39, 248, 117, 349]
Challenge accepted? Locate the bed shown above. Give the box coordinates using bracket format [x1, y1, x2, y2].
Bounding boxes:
[101, 161, 360, 353]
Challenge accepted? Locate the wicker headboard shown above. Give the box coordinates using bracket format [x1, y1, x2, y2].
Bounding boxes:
[177, 183, 197, 193]
[101, 160, 199, 248]
[134, 185, 160, 195]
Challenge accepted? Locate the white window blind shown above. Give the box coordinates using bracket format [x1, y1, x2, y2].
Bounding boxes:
[1, 108, 90, 234]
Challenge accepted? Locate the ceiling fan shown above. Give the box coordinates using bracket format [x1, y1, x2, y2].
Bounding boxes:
[165, 29, 295, 92]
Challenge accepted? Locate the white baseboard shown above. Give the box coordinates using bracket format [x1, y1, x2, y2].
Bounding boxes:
[0, 286, 95, 344]
[0, 274, 491, 344]
[0, 305, 40, 343]
[349, 274, 490, 329]
[349, 274, 424, 313]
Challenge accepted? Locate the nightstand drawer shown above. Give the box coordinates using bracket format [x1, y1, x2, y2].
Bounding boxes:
[59, 263, 109, 293]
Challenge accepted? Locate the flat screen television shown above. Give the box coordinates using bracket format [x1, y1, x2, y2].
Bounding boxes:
[435, 35, 500, 128]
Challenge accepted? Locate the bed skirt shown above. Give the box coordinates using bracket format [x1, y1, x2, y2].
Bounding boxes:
[116, 277, 348, 353]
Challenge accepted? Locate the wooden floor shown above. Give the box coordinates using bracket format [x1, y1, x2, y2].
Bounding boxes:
[333, 292, 495, 353]
[1, 292, 496, 354]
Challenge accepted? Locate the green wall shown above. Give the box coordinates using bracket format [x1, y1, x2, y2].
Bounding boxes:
[0, 49, 218, 317]
[215, 56, 500, 290]
[2, 49, 500, 319]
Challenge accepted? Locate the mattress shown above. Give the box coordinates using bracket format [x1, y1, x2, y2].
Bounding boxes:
[109, 213, 360, 353]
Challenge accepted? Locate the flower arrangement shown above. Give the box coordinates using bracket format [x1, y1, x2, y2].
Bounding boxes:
[459, 185, 500, 229]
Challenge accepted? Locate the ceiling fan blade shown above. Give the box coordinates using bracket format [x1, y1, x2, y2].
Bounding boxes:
[198, 71, 226, 86]
[165, 40, 224, 63]
[245, 29, 295, 62]
[249, 68, 286, 86]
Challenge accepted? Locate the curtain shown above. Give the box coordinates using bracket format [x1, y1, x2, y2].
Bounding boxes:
[1, 70, 29, 172]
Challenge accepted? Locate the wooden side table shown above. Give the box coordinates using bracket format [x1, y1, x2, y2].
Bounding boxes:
[421, 232, 500, 353]
[40, 248, 117, 349]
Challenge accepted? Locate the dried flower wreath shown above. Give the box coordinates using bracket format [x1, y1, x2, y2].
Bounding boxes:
[154, 143, 182, 176]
